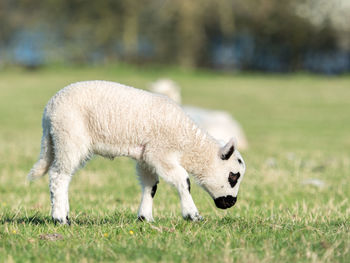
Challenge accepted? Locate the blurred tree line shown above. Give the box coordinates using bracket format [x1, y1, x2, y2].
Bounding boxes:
[0, 0, 349, 73]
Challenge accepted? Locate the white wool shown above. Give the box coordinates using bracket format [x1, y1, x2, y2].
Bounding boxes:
[150, 79, 248, 150]
[28, 80, 246, 223]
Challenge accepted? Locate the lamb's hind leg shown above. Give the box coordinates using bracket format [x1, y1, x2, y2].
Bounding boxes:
[49, 132, 90, 225]
[49, 166, 74, 225]
[136, 162, 159, 222]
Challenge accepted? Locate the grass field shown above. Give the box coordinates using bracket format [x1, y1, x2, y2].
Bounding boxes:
[0, 65, 349, 262]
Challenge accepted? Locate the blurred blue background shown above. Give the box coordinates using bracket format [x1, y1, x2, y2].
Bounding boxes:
[0, 0, 349, 74]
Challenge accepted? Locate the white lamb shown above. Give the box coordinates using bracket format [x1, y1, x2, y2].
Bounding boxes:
[28, 80, 246, 224]
[150, 78, 249, 150]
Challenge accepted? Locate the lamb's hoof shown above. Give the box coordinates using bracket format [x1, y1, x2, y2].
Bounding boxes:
[53, 216, 71, 226]
[137, 215, 154, 222]
[138, 216, 146, 222]
[183, 213, 203, 222]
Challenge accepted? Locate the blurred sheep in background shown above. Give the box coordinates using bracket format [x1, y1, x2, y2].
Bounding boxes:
[150, 79, 248, 150]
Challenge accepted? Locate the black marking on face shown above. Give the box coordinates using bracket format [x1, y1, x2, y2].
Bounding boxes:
[214, 195, 237, 209]
[221, 146, 234, 160]
[238, 158, 243, 164]
[151, 184, 158, 198]
[138, 216, 146, 221]
[186, 178, 191, 193]
[228, 172, 240, 188]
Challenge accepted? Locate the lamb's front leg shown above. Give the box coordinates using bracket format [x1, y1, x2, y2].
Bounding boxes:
[136, 163, 159, 222]
[176, 175, 202, 221]
[156, 163, 202, 221]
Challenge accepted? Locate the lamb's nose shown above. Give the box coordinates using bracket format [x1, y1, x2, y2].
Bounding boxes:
[214, 195, 237, 209]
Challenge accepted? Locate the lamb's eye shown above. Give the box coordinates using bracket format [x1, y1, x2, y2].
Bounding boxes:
[228, 172, 240, 188]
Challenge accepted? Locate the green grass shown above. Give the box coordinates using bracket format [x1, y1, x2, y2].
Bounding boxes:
[0, 65, 349, 262]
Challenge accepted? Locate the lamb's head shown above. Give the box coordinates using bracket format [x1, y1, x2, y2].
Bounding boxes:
[201, 138, 246, 209]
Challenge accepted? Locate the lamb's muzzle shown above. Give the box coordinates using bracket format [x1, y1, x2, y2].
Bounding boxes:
[214, 195, 237, 209]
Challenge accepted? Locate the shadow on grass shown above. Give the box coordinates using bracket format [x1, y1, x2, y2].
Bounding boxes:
[0, 215, 52, 225]
[0, 211, 138, 226]
[72, 211, 137, 225]
[2, 213, 347, 231]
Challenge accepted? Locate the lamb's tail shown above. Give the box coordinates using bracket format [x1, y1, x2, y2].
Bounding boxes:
[27, 122, 53, 181]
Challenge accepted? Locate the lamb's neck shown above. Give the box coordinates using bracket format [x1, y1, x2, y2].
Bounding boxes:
[180, 125, 219, 179]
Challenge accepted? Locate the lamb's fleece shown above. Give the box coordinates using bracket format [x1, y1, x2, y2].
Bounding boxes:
[28, 80, 219, 180]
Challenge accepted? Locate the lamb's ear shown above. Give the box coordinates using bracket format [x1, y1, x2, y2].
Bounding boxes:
[219, 138, 236, 160]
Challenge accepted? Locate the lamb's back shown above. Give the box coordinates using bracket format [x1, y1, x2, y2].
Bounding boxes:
[47, 81, 193, 148]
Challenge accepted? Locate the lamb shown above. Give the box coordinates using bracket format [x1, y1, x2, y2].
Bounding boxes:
[28, 80, 246, 224]
[150, 78, 249, 150]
